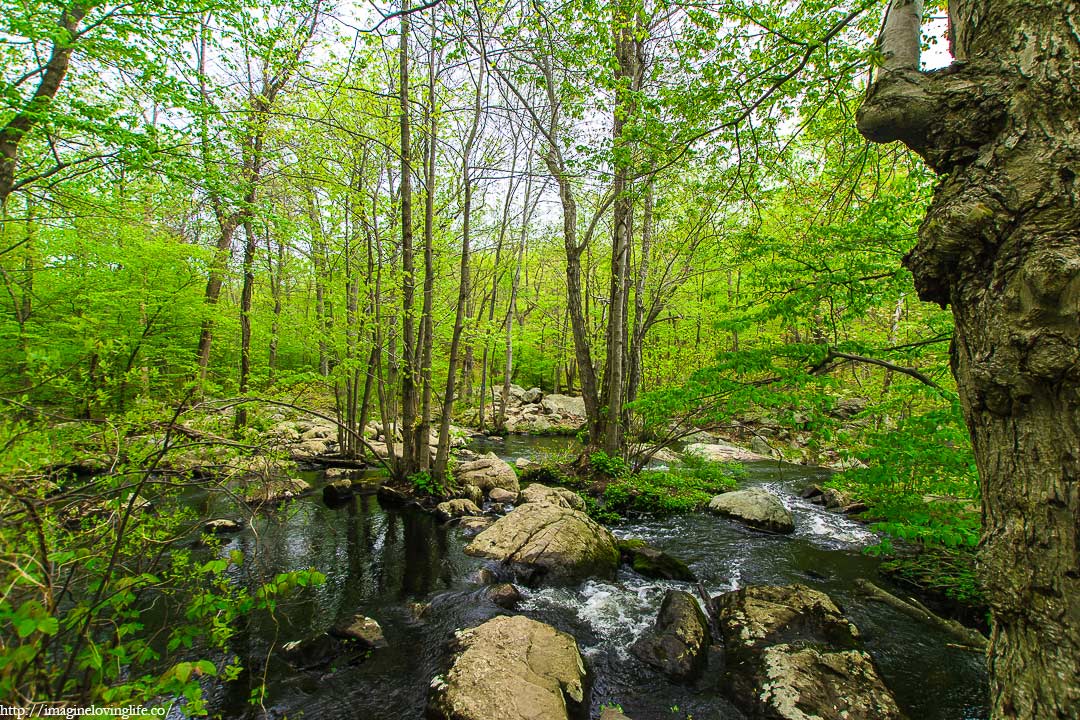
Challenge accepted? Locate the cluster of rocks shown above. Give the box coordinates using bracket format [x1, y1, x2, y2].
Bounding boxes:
[800, 484, 870, 516]
[266, 416, 469, 465]
[463, 385, 588, 434]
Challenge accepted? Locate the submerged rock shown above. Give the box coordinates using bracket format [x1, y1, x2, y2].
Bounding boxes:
[707, 488, 794, 533]
[203, 518, 241, 534]
[323, 479, 354, 505]
[454, 455, 520, 494]
[330, 613, 387, 649]
[712, 584, 903, 720]
[617, 539, 696, 582]
[520, 483, 587, 512]
[465, 502, 619, 584]
[428, 615, 587, 720]
[243, 477, 310, 504]
[631, 589, 711, 681]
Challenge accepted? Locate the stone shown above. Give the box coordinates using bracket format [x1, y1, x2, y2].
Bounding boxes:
[749, 436, 775, 457]
[617, 539, 696, 581]
[203, 518, 241, 534]
[488, 487, 519, 504]
[454, 455, 520, 494]
[515, 457, 536, 469]
[292, 439, 330, 459]
[323, 479, 354, 505]
[458, 516, 495, 538]
[712, 584, 903, 720]
[523, 387, 543, 403]
[799, 484, 824, 500]
[243, 477, 310, 504]
[685, 441, 766, 462]
[484, 583, 523, 609]
[520, 483, 587, 512]
[540, 394, 586, 417]
[437, 498, 484, 520]
[330, 613, 387, 649]
[708, 488, 794, 533]
[631, 590, 711, 681]
[458, 484, 483, 506]
[301, 425, 335, 441]
[465, 502, 620, 584]
[428, 615, 587, 720]
[599, 710, 632, 720]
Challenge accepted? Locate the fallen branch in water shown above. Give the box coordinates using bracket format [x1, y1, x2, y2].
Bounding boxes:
[854, 578, 987, 652]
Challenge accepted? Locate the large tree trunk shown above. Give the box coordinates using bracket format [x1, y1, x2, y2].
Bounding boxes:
[858, 2, 1079, 717]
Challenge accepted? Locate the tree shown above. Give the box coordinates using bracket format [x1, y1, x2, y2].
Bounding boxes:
[858, 1, 1079, 717]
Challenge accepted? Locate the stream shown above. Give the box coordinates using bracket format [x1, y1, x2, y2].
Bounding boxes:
[195, 435, 988, 720]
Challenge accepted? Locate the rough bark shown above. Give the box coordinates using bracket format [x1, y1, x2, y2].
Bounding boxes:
[397, 0, 419, 480]
[858, 2, 1080, 717]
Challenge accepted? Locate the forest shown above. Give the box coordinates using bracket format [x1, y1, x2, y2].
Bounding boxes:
[0, 0, 1075, 718]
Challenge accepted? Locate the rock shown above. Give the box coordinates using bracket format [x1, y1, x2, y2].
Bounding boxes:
[631, 589, 711, 681]
[821, 487, 849, 509]
[484, 583, 523, 609]
[749, 436, 775, 457]
[520, 483, 587, 512]
[712, 584, 903, 720]
[292, 439, 330, 459]
[757, 645, 903, 720]
[458, 484, 484, 506]
[203, 518, 241, 534]
[465, 502, 620, 584]
[323, 479, 354, 505]
[243, 477, 310, 504]
[685, 441, 766, 462]
[301, 425, 334, 441]
[832, 397, 869, 418]
[428, 615, 587, 720]
[488, 487, 519, 504]
[269, 421, 300, 441]
[799, 484, 824, 500]
[330, 613, 387, 649]
[617, 539, 696, 582]
[324, 467, 354, 480]
[514, 457, 536, 470]
[708, 488, 794, 533]
[540, 394, 586, 417]
[458, 516, 495, 538]
[523, 387, 543, 403]
[437, 499, 484, 520]
[599, 709, 632, 720]
[843, 502, 869, 515]
[455, 456, 520, 494]
[509, 384, 527, 400]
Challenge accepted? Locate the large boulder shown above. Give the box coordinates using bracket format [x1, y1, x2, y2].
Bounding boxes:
[523, 387, 543, 403]
[520, 483, 587, 512]
[540, 394, 587, 418]
[488, 487, 519, 505]
[685, 441, 766, 462]
[455, 455, 520, 494]
[631, 590, 711, 681]
[330, 613, 387, 649]
[712, 584, 903, 720]
[708, 488, 794, 533]
[465, 502, 619, 584]
[617, 539, 696, 581]
[428, 615, 587, 720]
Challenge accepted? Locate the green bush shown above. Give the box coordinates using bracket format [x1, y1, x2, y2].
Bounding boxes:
[601, 457, 738, 516]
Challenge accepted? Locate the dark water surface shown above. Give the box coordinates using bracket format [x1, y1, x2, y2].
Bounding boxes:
[194, 438, 987, 720]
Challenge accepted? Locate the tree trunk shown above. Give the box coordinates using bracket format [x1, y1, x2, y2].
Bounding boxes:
[858, 2, 1079, 717]
[397, 0, 419, 480]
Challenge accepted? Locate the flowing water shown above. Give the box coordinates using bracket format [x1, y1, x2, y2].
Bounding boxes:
[193, 436, 987, 720]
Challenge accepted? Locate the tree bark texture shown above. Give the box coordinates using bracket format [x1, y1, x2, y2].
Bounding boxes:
[859, 2, 1079, 717]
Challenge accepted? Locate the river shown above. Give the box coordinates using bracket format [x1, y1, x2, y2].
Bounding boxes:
[196, 435, 987, 719]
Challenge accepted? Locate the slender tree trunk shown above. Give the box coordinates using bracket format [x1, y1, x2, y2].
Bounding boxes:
[626, 180, 653, 409]
[236, 218, 257, 429]
[417, 25, 439, 472]
[859, 2, 1080, 717]
[397, 1, 419, 479]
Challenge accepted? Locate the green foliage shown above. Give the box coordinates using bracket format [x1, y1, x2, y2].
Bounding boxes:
[879, 546, 985, 607]
[589, 450, 632, 479]
[410, 470, 444, 497]
[519, 462, 581, 489]
[601, 457, 738, 516]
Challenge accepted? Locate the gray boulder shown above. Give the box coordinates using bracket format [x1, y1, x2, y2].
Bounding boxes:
[465, 502, 619, 584]
[520, 483, 587, 512]
[712, 584, 903, 720]
[428, 615, 587, 720]
[488, 487, 519, 504]
[685, 441, 766, 462]
[330, 613, 387, 649]
[631, 590, 711, 681]
[523, 387, 543, 403]
[437, 499, 484, 521]
[708, 488, 794, 533]
[455, 455, 520, 494]
[540, 394, 586, 418]
[243, 477, 310, 504]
